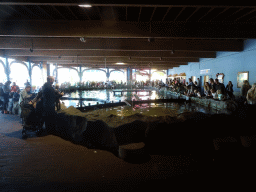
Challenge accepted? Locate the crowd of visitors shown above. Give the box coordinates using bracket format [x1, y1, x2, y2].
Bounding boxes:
[0, 79, 63, 115]
[59, 79, 166, 90]
[167, 77, 256, 104]
[1, 76, 256, 115]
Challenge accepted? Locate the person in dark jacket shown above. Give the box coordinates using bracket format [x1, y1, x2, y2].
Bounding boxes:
[54, 84, 64, 111]
[3, 81, 11, 114]
[11, 89, 21, 114]
[214, 79, 226, 95]
[0, 83, 4, 113]
[31, 76, 57, 134]
[209, 78, 216, 91]
[226, 81, 234, 100]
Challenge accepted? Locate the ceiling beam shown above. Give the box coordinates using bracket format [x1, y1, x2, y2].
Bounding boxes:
[0, 20, 253, 39]
[1, 49, 216, 58]
[57, 63, 181, 68]
[8, 55, 198, 63]
[28, 60, 189, 65]
[0, 3, 255, 8]
[58, 64, 171, 70]
[0, 37, 243, 51]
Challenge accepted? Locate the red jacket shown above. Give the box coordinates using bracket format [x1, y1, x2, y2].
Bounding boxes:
[10, 85, 19, 92]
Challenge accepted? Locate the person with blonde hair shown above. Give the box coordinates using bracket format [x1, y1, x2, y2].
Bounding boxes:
[204, 82, 211, 97]
[246, 83, 256, 105]
[241, 80, 251, 102]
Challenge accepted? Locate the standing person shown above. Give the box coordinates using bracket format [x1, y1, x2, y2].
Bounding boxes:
[209, 78, 216, 91]
[204, 82, 211, 97]
[0, 83, 4, 113]
[3, 81, 11, 114]
[194, 81, 198, 91]
[31, 76, 57, 134]
[196, 77, 201, 93]
[241, 80, 251, 103]
[24, 79, 30, 87]
[54, 83, 64, 111]
[12, 88, 20, 114]
[214, 79, 226, 96]
[187, 78, 194, 93]
[188, 78, 194, 86]
[226, 81, 234, 100]
[10, 82, 19, 93]
[19, 85, 32, 105]
[246, 83, 256, 105]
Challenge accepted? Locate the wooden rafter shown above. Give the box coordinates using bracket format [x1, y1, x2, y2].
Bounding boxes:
[51, 5, 66, 20]
[149, 7, 157, 22]
[198, 7, 214, 21]
[185, 7, 200, 22]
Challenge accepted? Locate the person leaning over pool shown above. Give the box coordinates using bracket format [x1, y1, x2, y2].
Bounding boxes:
[241, 80, 251, 102]
[204, 82, 211, 97]
[246, 83, 256, 105]
[226, 81, 234, 100]
[209, 78, 216, 90]
[214, 79, 226, 96]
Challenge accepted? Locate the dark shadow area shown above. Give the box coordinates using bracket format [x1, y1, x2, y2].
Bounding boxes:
[5, 99, 256, 166]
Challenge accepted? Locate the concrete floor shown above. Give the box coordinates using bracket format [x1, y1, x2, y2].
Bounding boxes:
[0, 112, 252, 191]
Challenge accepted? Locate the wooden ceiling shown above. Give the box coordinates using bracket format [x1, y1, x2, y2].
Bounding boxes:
[0, 1, 255, 70]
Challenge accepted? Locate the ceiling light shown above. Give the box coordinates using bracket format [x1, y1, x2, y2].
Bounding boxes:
[116, 62, 125, 65]
[80, 37, 86, 42]
[78, 4, 92, 8]
[148, 38, 155, 42]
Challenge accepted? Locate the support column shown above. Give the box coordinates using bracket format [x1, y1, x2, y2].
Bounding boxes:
[127, 67, 133, 86]
[106, 67, 110, 82]
[79, 65, 82, 83]
[55, 63, 58, 83]
[149, 68, 152, 86]
[46, 63, 50, 77]
[28, 59, 32, 85]
[42, 62, 47, 83]
[5, 56, 10, 81]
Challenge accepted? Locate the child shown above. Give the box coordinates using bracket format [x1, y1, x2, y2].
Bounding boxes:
[210, 89, 217, 99]
[194, 90, 201, 97]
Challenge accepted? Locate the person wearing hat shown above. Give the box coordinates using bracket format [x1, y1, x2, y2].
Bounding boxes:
[19, 84, 32, 105]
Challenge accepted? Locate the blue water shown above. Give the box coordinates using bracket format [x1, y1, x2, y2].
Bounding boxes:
[59, 88, 226, 115]
[61, 89, 163, 108]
